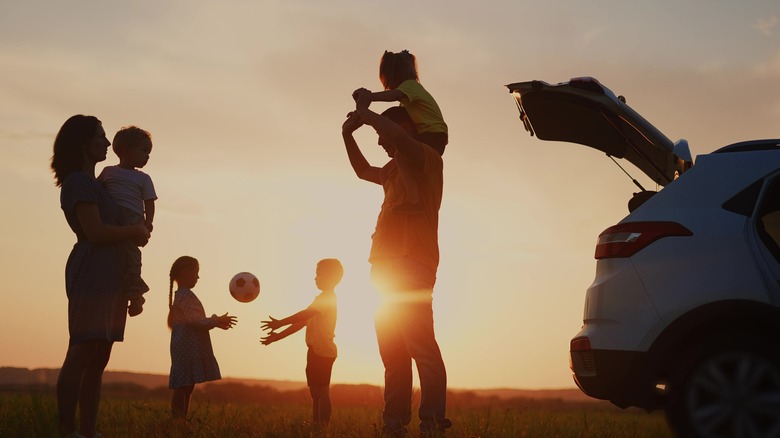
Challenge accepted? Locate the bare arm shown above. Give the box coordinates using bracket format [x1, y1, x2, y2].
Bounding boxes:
[169, 296, 236, 329]
[260, 320, 305, 345]
[212, 312, 237, 330]
[342, 111, 382, 184]
[75, 203, 149, 245]
[261, 307, 317, 331]
[260, 308, 315, 345]
[144, 199, 155, 232]
[370, 89, 406, 103]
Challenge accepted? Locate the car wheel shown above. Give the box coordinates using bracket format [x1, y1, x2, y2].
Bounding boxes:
[666, 345, 780, 438]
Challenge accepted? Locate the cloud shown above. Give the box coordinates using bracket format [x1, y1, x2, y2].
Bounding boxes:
[582, 28, 605, 45]
[753, 48, 780, 77]
[754, 15, 778, 37]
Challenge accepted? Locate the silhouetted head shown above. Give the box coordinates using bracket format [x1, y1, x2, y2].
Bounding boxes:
[376, 106, 417, 158]
[170, 256, 199, 287]
[379, 50, 418, 90]
[51, 115, 106, 186]
[168, 255, 200, 328]
[315, 258, 344, 291]
[381, 106, 416, 135]
[112, 126, 152, 169]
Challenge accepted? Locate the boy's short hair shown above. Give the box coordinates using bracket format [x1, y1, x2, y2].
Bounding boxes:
[112, 126, 151, 156]
[317, 258, 344, 284]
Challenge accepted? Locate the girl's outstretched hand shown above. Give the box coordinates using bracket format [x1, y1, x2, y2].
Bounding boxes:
[214, 312, 237, 330]
[260, 316, 281, 332]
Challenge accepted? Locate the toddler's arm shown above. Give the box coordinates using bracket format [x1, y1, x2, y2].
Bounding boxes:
[370, 89, 406, 103]
[144, 199, 155, 232]
[352, 87, 405, 104]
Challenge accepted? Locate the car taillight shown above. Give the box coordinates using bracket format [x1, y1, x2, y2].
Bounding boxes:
[570, 337, 595, 374]
[595, 221, 692, 259]
[570, 337, 591, 352]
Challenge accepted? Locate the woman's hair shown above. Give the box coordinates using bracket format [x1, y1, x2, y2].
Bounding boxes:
[167, 256, 199, 328]
[51, 115, 101, 187]
[379, 50, 418, 90]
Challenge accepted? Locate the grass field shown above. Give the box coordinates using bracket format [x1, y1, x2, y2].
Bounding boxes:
[0, 386, 674, 438]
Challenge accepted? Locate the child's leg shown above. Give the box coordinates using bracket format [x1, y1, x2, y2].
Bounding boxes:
[393, 130, 447, 214]
[393, 156, 422, 214]
[123, 209, 149, 316]
[309, 385, 332, 426]
[171, 385, 194, 418]
[126, 245, 148, 317]
[396, 156, 420, 204]
[306, 349, 335, 427]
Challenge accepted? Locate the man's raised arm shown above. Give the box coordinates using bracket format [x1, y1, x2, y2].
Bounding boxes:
[342, 111, 381, 184]
[353, 88, 424, 169]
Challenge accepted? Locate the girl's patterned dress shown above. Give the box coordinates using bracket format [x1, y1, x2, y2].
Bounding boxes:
[169, 288, 222, 388]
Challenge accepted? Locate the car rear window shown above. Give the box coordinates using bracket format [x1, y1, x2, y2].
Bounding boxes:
[722, 179, 763, 216]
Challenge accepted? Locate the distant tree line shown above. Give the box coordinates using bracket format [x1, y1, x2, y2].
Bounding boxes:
[0, 381, 611, 412]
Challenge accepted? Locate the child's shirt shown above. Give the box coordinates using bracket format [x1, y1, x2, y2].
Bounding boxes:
[98, 165, 157, 217]
[396, 79, 448, 135]
[305, 290, 337, 358]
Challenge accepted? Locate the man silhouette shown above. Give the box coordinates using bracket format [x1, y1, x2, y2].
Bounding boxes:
[341, 89, 451, 436]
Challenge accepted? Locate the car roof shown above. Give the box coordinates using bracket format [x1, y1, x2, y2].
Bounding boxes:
[712, 139, 780, 154]
[627, 145, 780, 222]
[506, 77, 692, 186]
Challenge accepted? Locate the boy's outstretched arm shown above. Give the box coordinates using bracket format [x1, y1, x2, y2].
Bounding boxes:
[261, 321, 305, 345]
[261, 308, 317, 331]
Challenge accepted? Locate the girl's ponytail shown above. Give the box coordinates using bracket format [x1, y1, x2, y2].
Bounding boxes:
[379, 50, 418, 90]
[167, 275, 174, 329]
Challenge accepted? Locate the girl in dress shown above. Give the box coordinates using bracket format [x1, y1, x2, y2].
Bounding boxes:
[167, 256, 237, 418]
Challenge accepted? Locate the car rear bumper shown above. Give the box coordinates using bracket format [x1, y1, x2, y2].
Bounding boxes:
[571, 347, 660, 409]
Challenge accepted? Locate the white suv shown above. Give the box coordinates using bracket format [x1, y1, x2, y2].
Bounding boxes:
[507, 77, 780, 438]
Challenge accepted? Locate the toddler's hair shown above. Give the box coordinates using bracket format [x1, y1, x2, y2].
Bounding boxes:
[112, 125, 151, 156]
[379, 50, 418, 90]
[317, 258, 344, 285]
[167, 256, 199, 328]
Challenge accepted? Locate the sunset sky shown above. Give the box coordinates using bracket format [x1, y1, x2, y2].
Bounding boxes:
[1, 0, 778, 391]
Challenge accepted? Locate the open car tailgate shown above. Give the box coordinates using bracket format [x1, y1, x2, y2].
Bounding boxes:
[507, 77, 691, 186]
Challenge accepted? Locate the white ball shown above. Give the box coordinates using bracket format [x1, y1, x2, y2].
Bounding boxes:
[229, 272, 260, 303]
